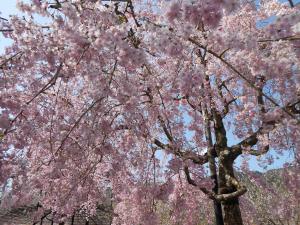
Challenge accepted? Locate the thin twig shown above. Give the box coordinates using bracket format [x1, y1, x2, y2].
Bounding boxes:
[54, 96, 105, 156]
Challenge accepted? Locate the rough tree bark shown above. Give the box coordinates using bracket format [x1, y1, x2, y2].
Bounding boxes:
[218, 164, 243, 225]
[222, 198, 243, 225]
[203, 105, 224, 225]
[203, 68, 225, 225]
[213, 112, 244, 225]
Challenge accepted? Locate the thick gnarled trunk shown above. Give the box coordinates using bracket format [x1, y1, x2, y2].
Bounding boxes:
[222, 198, 243, 225]
[218, 159, 244, 225]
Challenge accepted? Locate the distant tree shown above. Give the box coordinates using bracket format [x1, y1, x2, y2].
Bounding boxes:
[0, 0, 299, 224]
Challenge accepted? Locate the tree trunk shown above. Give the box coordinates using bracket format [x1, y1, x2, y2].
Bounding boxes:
[208, 132, 224, 225]
[222, 198, 243, 225]
[203, 106, 224, 225]
[213, 197, 224, 225]
[218, 161, 243, 225]
[71, 214, 75, 225]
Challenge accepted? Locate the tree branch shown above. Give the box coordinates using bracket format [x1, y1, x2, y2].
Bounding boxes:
[188, 37, 299, 121]
[258, 35, 300, 43]
[184, 166, 216, 199]
[153, 138, 208, 164]
[242, 146, 270, 156]
[158, 115, 173, 142]
[184, 166, 246, 202]
[0, 51, 22, 69]
[215, 174, 247, 201]
[214, 187, 247, 201]
[26, 63, 63, 105]
[53, 96, 105, 157]
[288, 0, 294, 7]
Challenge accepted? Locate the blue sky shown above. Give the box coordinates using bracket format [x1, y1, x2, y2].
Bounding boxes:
[0, 0, 296, 172]
[0, 0, 20, 18]
[0, 0, 20, 53]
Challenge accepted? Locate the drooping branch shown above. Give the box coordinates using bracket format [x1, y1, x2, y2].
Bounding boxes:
[184, 166, 215, 199]
[53, 96, 106, 157]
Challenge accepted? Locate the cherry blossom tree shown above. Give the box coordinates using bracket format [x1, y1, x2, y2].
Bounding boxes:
[0, 0, 299, 224]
